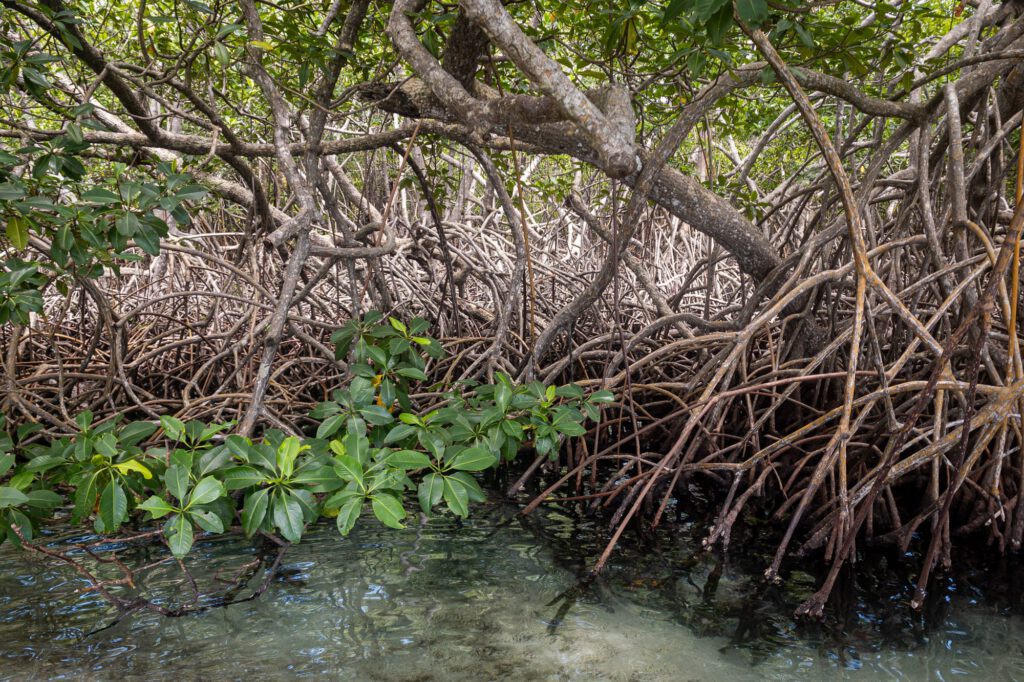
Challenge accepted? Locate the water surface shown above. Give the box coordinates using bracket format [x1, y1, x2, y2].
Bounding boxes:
[2, 501, 1023, 680]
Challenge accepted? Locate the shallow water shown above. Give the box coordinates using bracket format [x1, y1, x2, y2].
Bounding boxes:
[2, 501, 1024, 681]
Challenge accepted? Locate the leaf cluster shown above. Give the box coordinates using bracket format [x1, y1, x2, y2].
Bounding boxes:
[0, 314, 613, 557]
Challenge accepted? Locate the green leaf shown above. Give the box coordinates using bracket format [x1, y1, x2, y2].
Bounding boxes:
[380, 378, 396, 408]
[333, 455, 364, 486]
[0, 453, 14, 478]
[216, 23, 243, 38]
[331, 328, 356, 359]
[247, 443, 278, 472]
[500, 418, 524, 437]
[291, 464, 342, 492]
[115, 212, 140, 237]
[408, 318, 429, 335]
[0, 486, 29, 509]
[188, 476, 225, 507]
[418, 431, 445, 460]
[134, 224, 161, 256]
[160, 415, 185, 441]
[553, 408, 587, 436]
[349, 377, 375, 406]
[422, 339, 446, 362]
[736, 0, 768, 26]
[166, 513, 194, 557]
[72, 472, 99, 521]
[347, 416, 367, 439]
[222, 465, 266, 490]
[418, 473, 444, 513]
[93, 432, 118, 457]
[24, 454, 64, 474]
[54, 224, 73, 251]
[112, 459, 153, 479]
[323, 487, 361, 511]
[189, 509, 224, 534]
[215, 43, 230, 67]
[170, 448, 194, 471]
[75, 410, 94, 431]
[335, 496, 362, 536]
[224, 434, 252, 460]
[371, 494, 406, 529]
[197, 446, 231, 476]
[99, 480, 127, 531]
[554, 421, 586, 437]
[309, 400, 340, 420]
[442, 476, 469, 517]
[316, 414, 346, 439]
[81, 188, 121, 204]
[290, 489, 319, 521]
[119, 421, 158, 446]
[276, 436, 303, 479]
[138, 495, 176, 518]
[555, 384, 584, 399]
[7, 470, 31, 491]
[495, 383, 512, 412]
[383, 423, 418, 445]
[242, 487, 270, 537]
[793, 21, 815, 49]
[449, 447, 497, 472]
[693, 0, 729, 22]
[0, 182, 26, 200]
[7, 508, 33, 542]
[5, 216, 29, 250]
[390, 338, 411, 357]
[395, 367, 427, 381]
[366, 344, 388, 368]
[387, 450, 432, 470]
[175, 184, 208, 200]
[705, 3, 734, 44]
[199, 422, 232, 441]
[360, 405, 395, 426]
[449, 472, 486, 502]
[165, 464, 190, 501]
[273, 492, 305, 542]
[663, 0, 688, 22]
[24, 489, 61, 509]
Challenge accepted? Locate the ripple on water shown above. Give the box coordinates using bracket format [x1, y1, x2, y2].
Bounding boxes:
[1, 504, 1024, 681]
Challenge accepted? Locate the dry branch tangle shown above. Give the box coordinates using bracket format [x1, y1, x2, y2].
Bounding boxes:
[2, 0, 1024, 617]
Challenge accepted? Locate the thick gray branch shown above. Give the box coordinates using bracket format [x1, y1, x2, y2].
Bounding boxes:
[459, 0, 638, 177]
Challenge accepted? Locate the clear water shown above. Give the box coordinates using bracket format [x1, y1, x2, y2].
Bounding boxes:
[2, 501, 1024, 681]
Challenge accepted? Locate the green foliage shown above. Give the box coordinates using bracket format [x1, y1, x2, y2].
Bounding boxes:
[0, 315, 614, 556]
[326, 311, 443, 414]
[0, 259, 46, 325]
[0, 138, 208, 318]
[0, 0, 965, 327]
[0, 415, 61, 547]
[0, 20, 209, 316]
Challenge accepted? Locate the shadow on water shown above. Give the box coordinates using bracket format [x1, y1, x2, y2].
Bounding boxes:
[513, 493, 1024, 679]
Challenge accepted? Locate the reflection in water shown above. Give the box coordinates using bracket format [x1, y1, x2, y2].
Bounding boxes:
[1, 501, 1024, 680]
